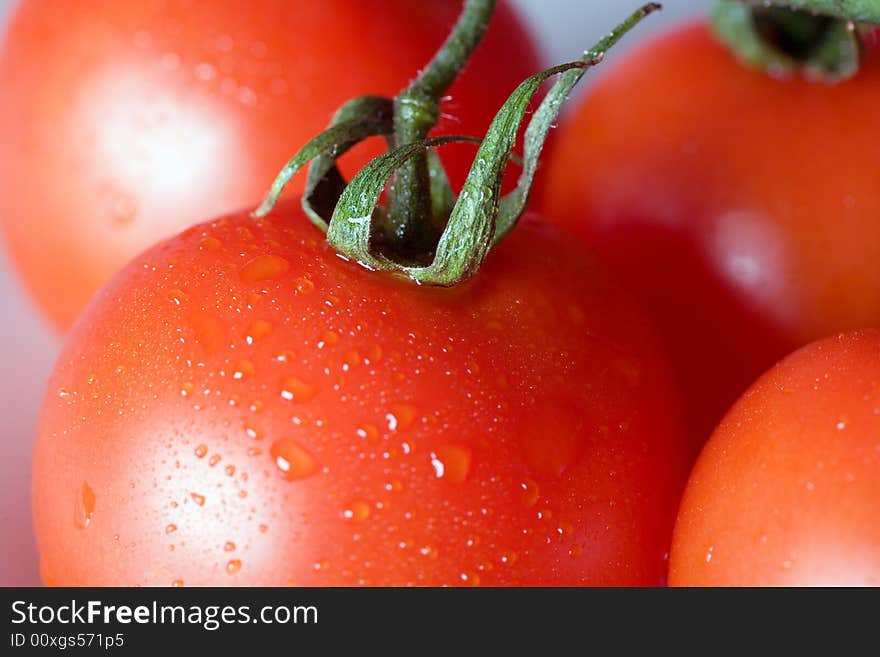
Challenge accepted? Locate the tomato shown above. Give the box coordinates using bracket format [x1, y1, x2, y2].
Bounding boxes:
[0, 0, 539, 331]
[670, 330, 880, 586]
[540, 22, 880, 447]
[33, 200, 689, 586]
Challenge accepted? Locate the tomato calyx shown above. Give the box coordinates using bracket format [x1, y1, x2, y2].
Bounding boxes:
[712, 1, 879, 81]
[254, 3, 661, 286]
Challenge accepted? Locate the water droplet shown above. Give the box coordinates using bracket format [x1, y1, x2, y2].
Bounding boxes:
[180, 382, 195, 397]
[280, 377, 315, 402]
[270, 438, 318, 480]
[166, 289, 188, 305]
[73, 481, 96, 529]
[171, 579, 184, 587]
[459, 571, 480, 586]
[430, 444, 472, 484]
[165, 524, 177, 534]
[239, 255, 290, 283]
[243, 421, 264, 441]
[190, 492, 206, 506]
[319, 330, 340, 348]
[232, 359, 256, 380]
[367, 345, 383, 363]
[520, 478, 540, 507]
[293, 276, 315, 295]
[226, 559, 242, 574]
[355, 424, 380, 443]
[224, 541, 236, 552]
[705, 546, 714, 563]
[57, 387, 71, 398]
[836, 420, 847, 431]
[194, 444, 208, 458]
[200, 236, 223, 251]
[259, 524, 269, 533]
[208, 454, 221, 467]
[245, 320, 272, 344]
[342, 500, 371, 522]
[224, 465, 236, 477]
[388, 403, 418, 430]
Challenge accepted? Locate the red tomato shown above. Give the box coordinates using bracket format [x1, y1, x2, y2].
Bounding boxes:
[540, 22, 880, 447]
[670, 330, 880, 586]
[0, 0, 539, 331]
[33, 200, 689, 586]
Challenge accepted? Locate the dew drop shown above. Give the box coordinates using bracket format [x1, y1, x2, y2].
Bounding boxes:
[166, 289, 188, 305]
[245, 319, 272, 344]
[259, 524, 269, 533]
[180, 382, 195, 397]
[171, 579, 184, 587]
[194, 444, 208, 458]
[239, 255, 290, 283]
[190, 492, 206, 506]
[165, 524, 178, 535]
[280, 377, 315, 402]
[224, 541, 236, 552]
[342, 500, 372, 522]
[226, 559, 242, 574]
[57, 387, 71, 398]
[224, 465, 236, 477]
[520, 478, 540, 507]
[199, 236, 223, 251]
[73, 481, 96, 529]
[208, 454, 221, 467]
[244, 421, 263, 440]
[293, 276, 315, 295]
[388, 403, 418, 430]
[233, 359, 256, 380]
[270, 438, 318, 481]
[430, 444, 472, 484]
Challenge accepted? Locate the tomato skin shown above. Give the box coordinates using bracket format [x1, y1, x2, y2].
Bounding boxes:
[33, 200, 688, 586]
[0, 0, 539, 331]
[540, 22, 880, 447]
[670, 330, 880, 586]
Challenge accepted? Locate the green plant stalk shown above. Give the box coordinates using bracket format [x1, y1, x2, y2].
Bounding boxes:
[385, 0, 498, 262]
[760, 0, 880, 23]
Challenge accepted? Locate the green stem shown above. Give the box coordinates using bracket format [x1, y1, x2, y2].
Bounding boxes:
[714, 0, 865, 81]
[758, 0, 880, 23]
[384, 0, 498, 264]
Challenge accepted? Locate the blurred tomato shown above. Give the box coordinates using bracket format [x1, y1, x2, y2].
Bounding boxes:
[0, 0, 539, 330]
[540, 22, 880, 447]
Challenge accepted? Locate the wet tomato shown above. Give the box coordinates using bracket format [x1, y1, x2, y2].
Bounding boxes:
[670, 330, 880, 586]
[34, 200, 689, 586]
[540, 22, 880, 447]
[0, 0, 539, 330]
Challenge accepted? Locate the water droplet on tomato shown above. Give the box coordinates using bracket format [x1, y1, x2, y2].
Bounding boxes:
[280, 377, 315, 402]
[57, 387, 71, 398]
[270, 438, 318, 481]
[208, 454, 221, 467]
[388, 403, 418, 430]
[243, 421, 264, 441]
[165, 524, 177, 535]
[239, 255, 290, 283]
[226, 559, 242, 574]
[259, 524, 269, 533]
[293, 276, 315, 295]
[232, 360, 256, 380]
[190, 492, 206, 506]
[167, 289, 188, 305]
[520, 478, 540, 507]
[342, 500, 371, 522]
[180, 382, 194, 397]
[194, 444, 208, 458]
[200, 236, 223, 251]
[73, 481, 96, 529]
[171, 579, 184, 587]
[245, 320, 272, 344]
[224, 541, 236, 552]
[430, 444, 472, 484]
[224, 465, 236, 477]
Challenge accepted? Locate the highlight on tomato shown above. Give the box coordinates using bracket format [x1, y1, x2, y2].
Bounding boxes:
[0, 0, 539, 330]
[670, 330, 880, 587]
[540, 1, 880, 449]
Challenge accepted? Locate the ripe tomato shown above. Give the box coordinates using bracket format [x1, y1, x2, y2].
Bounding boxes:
[540, 22, 880, 447]
[670, 330, 880, 586]
[0, 0, 539, 331]
[33, 200, 689, 586]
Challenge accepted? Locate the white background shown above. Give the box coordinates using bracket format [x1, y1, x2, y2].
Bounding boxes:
[0, 0, 707, 585]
